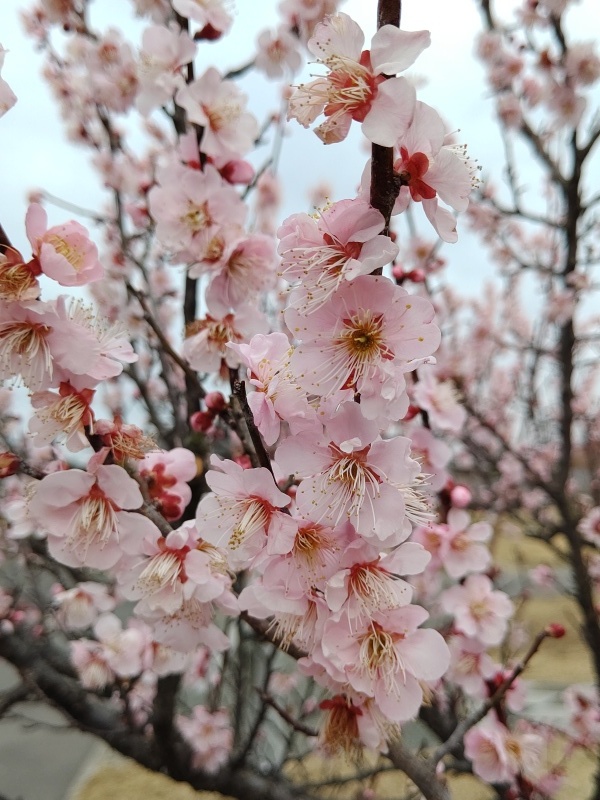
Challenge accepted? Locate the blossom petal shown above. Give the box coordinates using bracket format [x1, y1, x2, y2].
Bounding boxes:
[371, 27, 431, 75]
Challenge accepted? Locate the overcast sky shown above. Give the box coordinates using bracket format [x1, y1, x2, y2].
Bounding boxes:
[0, 0, 595, 292]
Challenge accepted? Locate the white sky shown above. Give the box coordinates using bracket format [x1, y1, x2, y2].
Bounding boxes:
[0, 0, 595, 291]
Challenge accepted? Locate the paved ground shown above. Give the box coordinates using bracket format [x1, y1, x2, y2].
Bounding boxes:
[0, 660, 97, 800]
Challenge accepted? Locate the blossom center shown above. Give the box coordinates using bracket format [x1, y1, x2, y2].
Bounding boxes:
[67, 486, 119, 552]
[323, 56, 377, 123]
[183, 201, 211, 233]
[138, 547, 187, 593]
[0, 322, 52, 376]
[46, 234, 85, 272]
[228, 497, 270, 550]
[204, 100, 241, 132]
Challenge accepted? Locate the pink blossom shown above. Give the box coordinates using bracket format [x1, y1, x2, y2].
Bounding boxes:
[285, 275, 440, 413]
[229, 332, 316, 446]
[0, 300, 59, 390]
[54, 582, 115, 630]
[183, 305, 265, 374]
[408, 426, 451, 492]
[81, 30, 139, 113]
[136, 24, 197, 116]
[319, 605, 450, 722]
[205, 234, 277, 312]
[411, 370, 466, 433]
[578, 506, 600, 546]
[438, 508, 492, 579]
[0, 45, 17, 117]
[139, 447, 197, 521]
[28, 464, 147, 569]
[176, 68, 258, 161]
[544, 80, 586, 127]
[276, 402, 426, 546]
[441, 574, 513, 646]
[252, 519, 353, 598]
[464, 715, 543, 785]
[240, 584, 327, 652]
[48, 297, 137, 384]
[0, 247, 40, 302]
[120, 520, 231, 617]
[255, 27, 303, 78]
[195, 455, 292, 567]
[363, 101, 478, 242]
[148, 163, 246, 264]
[565, 42, 600, 87]
[172, 0, 232, 34]
[25, 204, 104, 286]
[564, 686, 600, 747]
[325, 538, 430, 619]
[278, 199, 398, 314]
[93, 416, 156, 464]
[288, 12, 429, 145]
[70, 639, 115, 690]
[0, 297, 136, 391]
[278, 0, 338, 42]
[147, 594, 233, 653]
[318, 694, 389, 754]
[92, 612, 146, 677]
[177, 707, 232, 773]
[446, 635, 497, 696]
[29, 382, 95, 452]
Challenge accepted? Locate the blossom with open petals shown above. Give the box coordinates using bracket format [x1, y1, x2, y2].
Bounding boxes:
[25, 204, 104, 287]
[288, 12, 429, 145]
[278, 198, 398, 314]
[285, 275, 440, 415]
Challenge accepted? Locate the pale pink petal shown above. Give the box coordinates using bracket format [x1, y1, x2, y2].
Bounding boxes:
[362, 77, 416, 146]
[370, 27, 431, 75]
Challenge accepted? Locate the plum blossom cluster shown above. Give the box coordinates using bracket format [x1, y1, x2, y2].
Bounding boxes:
[3, 1, 585, 797]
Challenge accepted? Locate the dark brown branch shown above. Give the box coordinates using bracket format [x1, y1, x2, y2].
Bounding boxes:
[240, 612, 308, 662]
[369, 0, 403, 236]
[0, 222, 13, 254]
[387, 739, 450, 800]
[230, 376, 276, 475]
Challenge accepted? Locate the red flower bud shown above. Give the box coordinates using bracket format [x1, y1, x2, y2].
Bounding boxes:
[402, 404, 421, 421]
[0, 452, 20, 478]
[195, 23, 222, 41]
[190, 411, 214, 433]
[545, 622, 566, 639]
[205, 392, 227, 412]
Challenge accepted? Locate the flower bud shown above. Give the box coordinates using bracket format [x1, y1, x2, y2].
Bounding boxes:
[190, 411, 214, 433]
[450, 484, 472, 508]
[545, 622, 566, 639]
[205, 392, 227, 412]
[0, 452, 20, 478]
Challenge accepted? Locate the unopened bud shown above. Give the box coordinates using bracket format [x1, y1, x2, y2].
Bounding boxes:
[450, 484, 472, 508]
[220, 160, 255, 185]
[545, 622, 566, 639]
[205, 392, 227, 412]
[195, 23, 222, 41]
[403, 405, 421, 422]
[0, 452, 20, 478]
[405, 268, 426, 283]
[190, 411, 214, 433]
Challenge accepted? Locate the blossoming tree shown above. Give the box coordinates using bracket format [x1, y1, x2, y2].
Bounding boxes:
[0, 1, 599, 799]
